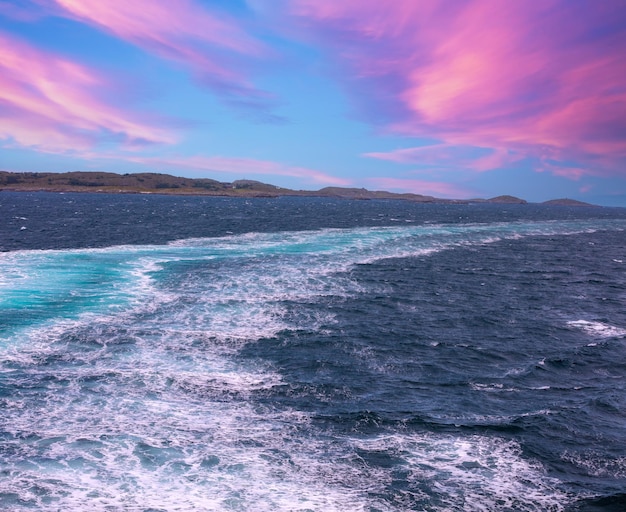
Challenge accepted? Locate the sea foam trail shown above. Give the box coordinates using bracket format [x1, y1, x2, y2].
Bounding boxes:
[1, 217, 619, 346]
[1, 217, 623, 510]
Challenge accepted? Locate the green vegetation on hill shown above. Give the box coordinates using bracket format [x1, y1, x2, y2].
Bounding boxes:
[0, 171, 594, 205]
[0, 171, 447, 201]
[0, 171, 276, 197]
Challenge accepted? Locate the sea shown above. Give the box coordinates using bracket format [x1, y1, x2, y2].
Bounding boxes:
[1, 192, 625, 512]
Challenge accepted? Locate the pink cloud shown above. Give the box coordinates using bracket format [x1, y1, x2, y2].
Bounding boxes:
[365, 144, 522, 173]
[288, 0, 626, 177]
[52, 0, 274, 108]
[365, 146, 451, 166]
[128, 155, 352, 186]
[367, 177, 474, 199]
[536, 162, 589, 181]
[0, 30, 175, 152]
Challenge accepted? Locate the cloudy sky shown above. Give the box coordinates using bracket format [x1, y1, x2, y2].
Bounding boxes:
[1, 0, 625, 205]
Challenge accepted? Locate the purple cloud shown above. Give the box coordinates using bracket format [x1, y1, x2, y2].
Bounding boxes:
[288, 0, 626, 178]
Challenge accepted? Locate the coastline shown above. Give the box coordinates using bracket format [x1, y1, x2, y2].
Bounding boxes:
[0, 170, 595, 206]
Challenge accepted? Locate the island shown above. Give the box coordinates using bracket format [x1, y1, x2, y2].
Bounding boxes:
[0, 171, 593, 206]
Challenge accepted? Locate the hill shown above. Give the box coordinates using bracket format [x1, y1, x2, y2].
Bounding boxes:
[541, 198, 594, 207]
[0, 171, 439, 200]
[0, 171, 596, 205]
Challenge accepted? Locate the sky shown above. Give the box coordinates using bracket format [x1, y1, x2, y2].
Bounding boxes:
[1, 0, 626, 205]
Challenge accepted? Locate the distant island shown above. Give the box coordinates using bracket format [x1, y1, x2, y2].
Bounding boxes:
[0, 171, 594, 206]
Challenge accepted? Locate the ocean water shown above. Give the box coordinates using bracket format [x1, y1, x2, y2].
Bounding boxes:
[1, 192, 625, 511]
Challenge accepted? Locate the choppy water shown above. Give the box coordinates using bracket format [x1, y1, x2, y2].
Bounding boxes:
[1, 192, 625, 511]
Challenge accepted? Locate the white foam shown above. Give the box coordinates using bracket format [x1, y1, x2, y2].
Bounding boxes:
[561, 451, 626, 479]
[0, 370, 383, 511]
[1, 311, 572, 512]
[352, 433, 572, 511]
[2, 394, 572, 511]
[470, 382, 517, 392]
[567, 320, 626, 338]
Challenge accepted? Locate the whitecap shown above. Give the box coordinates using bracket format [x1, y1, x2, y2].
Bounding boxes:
[352, 432, 571, 511]
[567, 320, 626, 338]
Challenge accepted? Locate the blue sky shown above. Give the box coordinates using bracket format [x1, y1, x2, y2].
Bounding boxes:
[1, 0, 625, 205]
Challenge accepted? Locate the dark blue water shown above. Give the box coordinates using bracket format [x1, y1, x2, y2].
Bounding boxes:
[1, 192, 625, 511]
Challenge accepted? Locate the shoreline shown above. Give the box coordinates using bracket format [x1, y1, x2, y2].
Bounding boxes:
[0, 170, 595, 206]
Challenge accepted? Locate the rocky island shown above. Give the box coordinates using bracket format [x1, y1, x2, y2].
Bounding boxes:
[0, 171, 594, 206]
